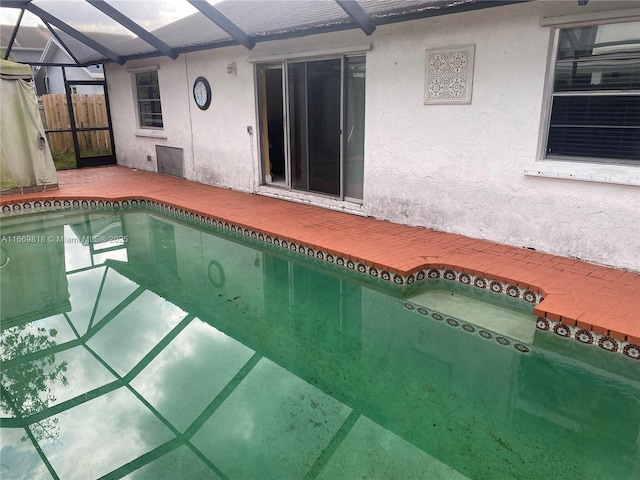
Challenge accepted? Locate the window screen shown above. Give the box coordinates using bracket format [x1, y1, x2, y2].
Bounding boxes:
[546, 21, 640, 164]
[135, 71, 163, 129]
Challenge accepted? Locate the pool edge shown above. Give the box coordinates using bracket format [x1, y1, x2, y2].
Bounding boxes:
[1, 195, 638, 360]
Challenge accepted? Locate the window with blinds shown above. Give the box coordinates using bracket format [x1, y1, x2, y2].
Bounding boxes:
[546, 21, 640, 164]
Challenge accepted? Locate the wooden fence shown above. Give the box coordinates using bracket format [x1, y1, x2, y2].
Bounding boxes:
[42, 93, 110, 155]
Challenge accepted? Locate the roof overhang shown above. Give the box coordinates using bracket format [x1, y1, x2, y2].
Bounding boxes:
[2, 0, 539, 67]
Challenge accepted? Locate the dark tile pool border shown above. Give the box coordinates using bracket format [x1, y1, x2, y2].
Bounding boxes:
[401, 300, 533, 355]
[2, 197, 638, 360]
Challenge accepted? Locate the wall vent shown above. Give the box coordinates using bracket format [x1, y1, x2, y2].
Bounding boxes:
[156, 145, 184, 178]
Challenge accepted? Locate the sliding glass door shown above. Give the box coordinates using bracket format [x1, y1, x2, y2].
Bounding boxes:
[344, 56, 366, 201]
[258, 55, 365, 201]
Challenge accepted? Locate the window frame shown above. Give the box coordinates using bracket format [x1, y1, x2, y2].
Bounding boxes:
[539, 17, 640, 167]
[132, 68, 163, 130]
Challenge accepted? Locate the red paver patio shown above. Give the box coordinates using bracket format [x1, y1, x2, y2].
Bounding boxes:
[2, 166, 639, 344]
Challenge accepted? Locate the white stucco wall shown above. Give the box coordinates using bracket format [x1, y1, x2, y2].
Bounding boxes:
[363, 1, 640, 272]
[106, 0, 640, 270]
[106, 55, 193, 176]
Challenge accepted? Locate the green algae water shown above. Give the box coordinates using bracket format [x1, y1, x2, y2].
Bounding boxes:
[1, 210, 638, 480]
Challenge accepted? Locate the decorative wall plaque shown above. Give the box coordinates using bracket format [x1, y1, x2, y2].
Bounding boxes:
[424, 45, 475, 105]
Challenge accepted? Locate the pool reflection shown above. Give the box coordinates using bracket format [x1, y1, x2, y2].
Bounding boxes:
[1, 211, 638, 480]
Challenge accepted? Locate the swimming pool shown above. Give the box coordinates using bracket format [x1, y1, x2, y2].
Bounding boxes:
[1, 205, 638, 480]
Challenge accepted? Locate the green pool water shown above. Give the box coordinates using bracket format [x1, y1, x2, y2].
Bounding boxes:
[1, 209, 638, 480]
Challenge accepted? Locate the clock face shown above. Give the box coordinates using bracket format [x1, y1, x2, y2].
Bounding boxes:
[193, 77, 211, 110]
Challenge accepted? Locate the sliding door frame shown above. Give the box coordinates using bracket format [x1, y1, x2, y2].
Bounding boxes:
[255, 51, 365, 203]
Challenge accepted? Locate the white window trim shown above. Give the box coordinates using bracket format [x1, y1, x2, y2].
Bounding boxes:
[135, 129, 167, 139]
[540, 8, 640, 27]
[127, 64, 160, 73]
[247, 44, 371, 63]
[524, 161, 640, 186]
[530, 14, 640, 186]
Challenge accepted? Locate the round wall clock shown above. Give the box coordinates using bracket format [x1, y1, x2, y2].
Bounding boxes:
[193, 76, 211, 110]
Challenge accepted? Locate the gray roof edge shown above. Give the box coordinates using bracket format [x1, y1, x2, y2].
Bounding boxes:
[89, 0, 534, 65]
[371, 0, 534, 24]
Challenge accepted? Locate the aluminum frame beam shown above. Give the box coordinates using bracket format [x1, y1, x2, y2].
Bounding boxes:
[335, 0, 376, 36]
[187, 0, 255, 50]
[43, 20, 81, 64]
[25, 3, 125, 64]
[3, 8, 25, 60]
[86, 0, 179, 60]
[0, 1, 32, 8]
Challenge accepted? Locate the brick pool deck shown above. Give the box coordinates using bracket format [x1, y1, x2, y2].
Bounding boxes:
[2, 166, 639, 346]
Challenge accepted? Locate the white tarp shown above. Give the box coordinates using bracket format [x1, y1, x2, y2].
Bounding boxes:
[0, 59, 57, 191]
